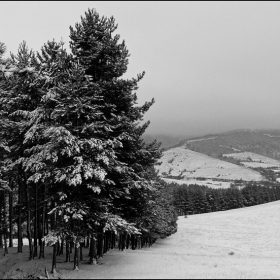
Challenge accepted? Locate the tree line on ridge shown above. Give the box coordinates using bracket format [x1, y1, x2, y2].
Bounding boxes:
[170, 182, 280, 215]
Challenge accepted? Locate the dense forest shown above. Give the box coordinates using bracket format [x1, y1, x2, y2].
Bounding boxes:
[0, 9, 177, 272]
[170, 182, 280, 215]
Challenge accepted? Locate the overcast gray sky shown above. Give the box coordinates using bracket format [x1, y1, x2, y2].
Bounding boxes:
[1, 1, 280, 137]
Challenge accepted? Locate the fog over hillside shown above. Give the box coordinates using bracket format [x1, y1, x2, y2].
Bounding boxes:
[143, 128, 280, 150]
[142, 134, 189, 149]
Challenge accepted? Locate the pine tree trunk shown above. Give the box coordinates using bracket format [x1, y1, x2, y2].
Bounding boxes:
[24, 175, 33, 260]
[39, 184, 46, 259]
[45, 210, 49, 235]
[56, 240, 60, 256]
[59, 238, 64, 255]
[121, 233, 126, 251]
[131, 234, 135, 250]
[33, 183, 38, 258]
[89, 235, 97, 264]
[51, 242, 57, 274]
[73, 243, 79, 270]
[17, 175, 23, 253]
[108, 231, 111, 251]
[86, 236, 89, 248]
[98, 232, 104, 258]
[0, 191, 3, 249]
[4, 230, 8, 256]
[126, 234, 130, 249]
[8, 180, 13, 248]
[50, 201, 56, 230]
[103, 232, 107, 254]
[3, 191, 8, 256]
[111, 232, 115, 249]
[38, 209, 42, 257]
[65, 240, 70, 262]
[118, 233, 122, 250]
[80, 242, 83, 261]
[70, 240, 73, 254]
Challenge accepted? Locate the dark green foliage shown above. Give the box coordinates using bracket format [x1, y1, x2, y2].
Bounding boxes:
[171, 182, 280, 215]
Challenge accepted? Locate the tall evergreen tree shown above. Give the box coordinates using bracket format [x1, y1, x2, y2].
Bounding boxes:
[68, 8, 162, 228]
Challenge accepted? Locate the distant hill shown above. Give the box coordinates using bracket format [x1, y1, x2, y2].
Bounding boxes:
[156, 129, 280, 188]
[156, 147, 264, 181]
[181, 129, 280, 160]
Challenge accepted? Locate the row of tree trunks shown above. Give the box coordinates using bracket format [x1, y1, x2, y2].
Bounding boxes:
[0, 183, 14, 252]
[1, 184, 156, 270]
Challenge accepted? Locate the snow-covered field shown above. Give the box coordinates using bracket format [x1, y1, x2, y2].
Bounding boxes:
[62, 200, 280, 279]
[163, 178, 232, 189]
[5, 238, 29, 246]
[156, 147, 264, 181]
[2, 201, 280, 279]
[223, 152, 280, 168]
[241, 162, 280, 168]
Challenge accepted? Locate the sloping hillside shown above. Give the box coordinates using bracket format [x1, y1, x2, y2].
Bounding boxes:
[156, 147, 263, 181]
[182, 129, 280, 160]
[223, 151, 280, 168]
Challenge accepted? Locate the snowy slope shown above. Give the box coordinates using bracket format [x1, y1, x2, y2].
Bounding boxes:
[223, 151, 280, 168]
[156, 147, 264, 181]
[61, 200, 280, 279]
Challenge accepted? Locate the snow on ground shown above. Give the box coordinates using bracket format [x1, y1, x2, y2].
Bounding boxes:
[64, 200, 280, 279]
[163, 178, 232, 189]
[241, 162, 280, 168]
[156, 147, 263, 181]
[5, 238, 29, 246]
[223, 152, 280, 168]
[2, 201, 280, 279]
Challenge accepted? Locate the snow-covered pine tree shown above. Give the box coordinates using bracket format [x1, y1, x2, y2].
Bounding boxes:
[69, 9, 164, 234]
